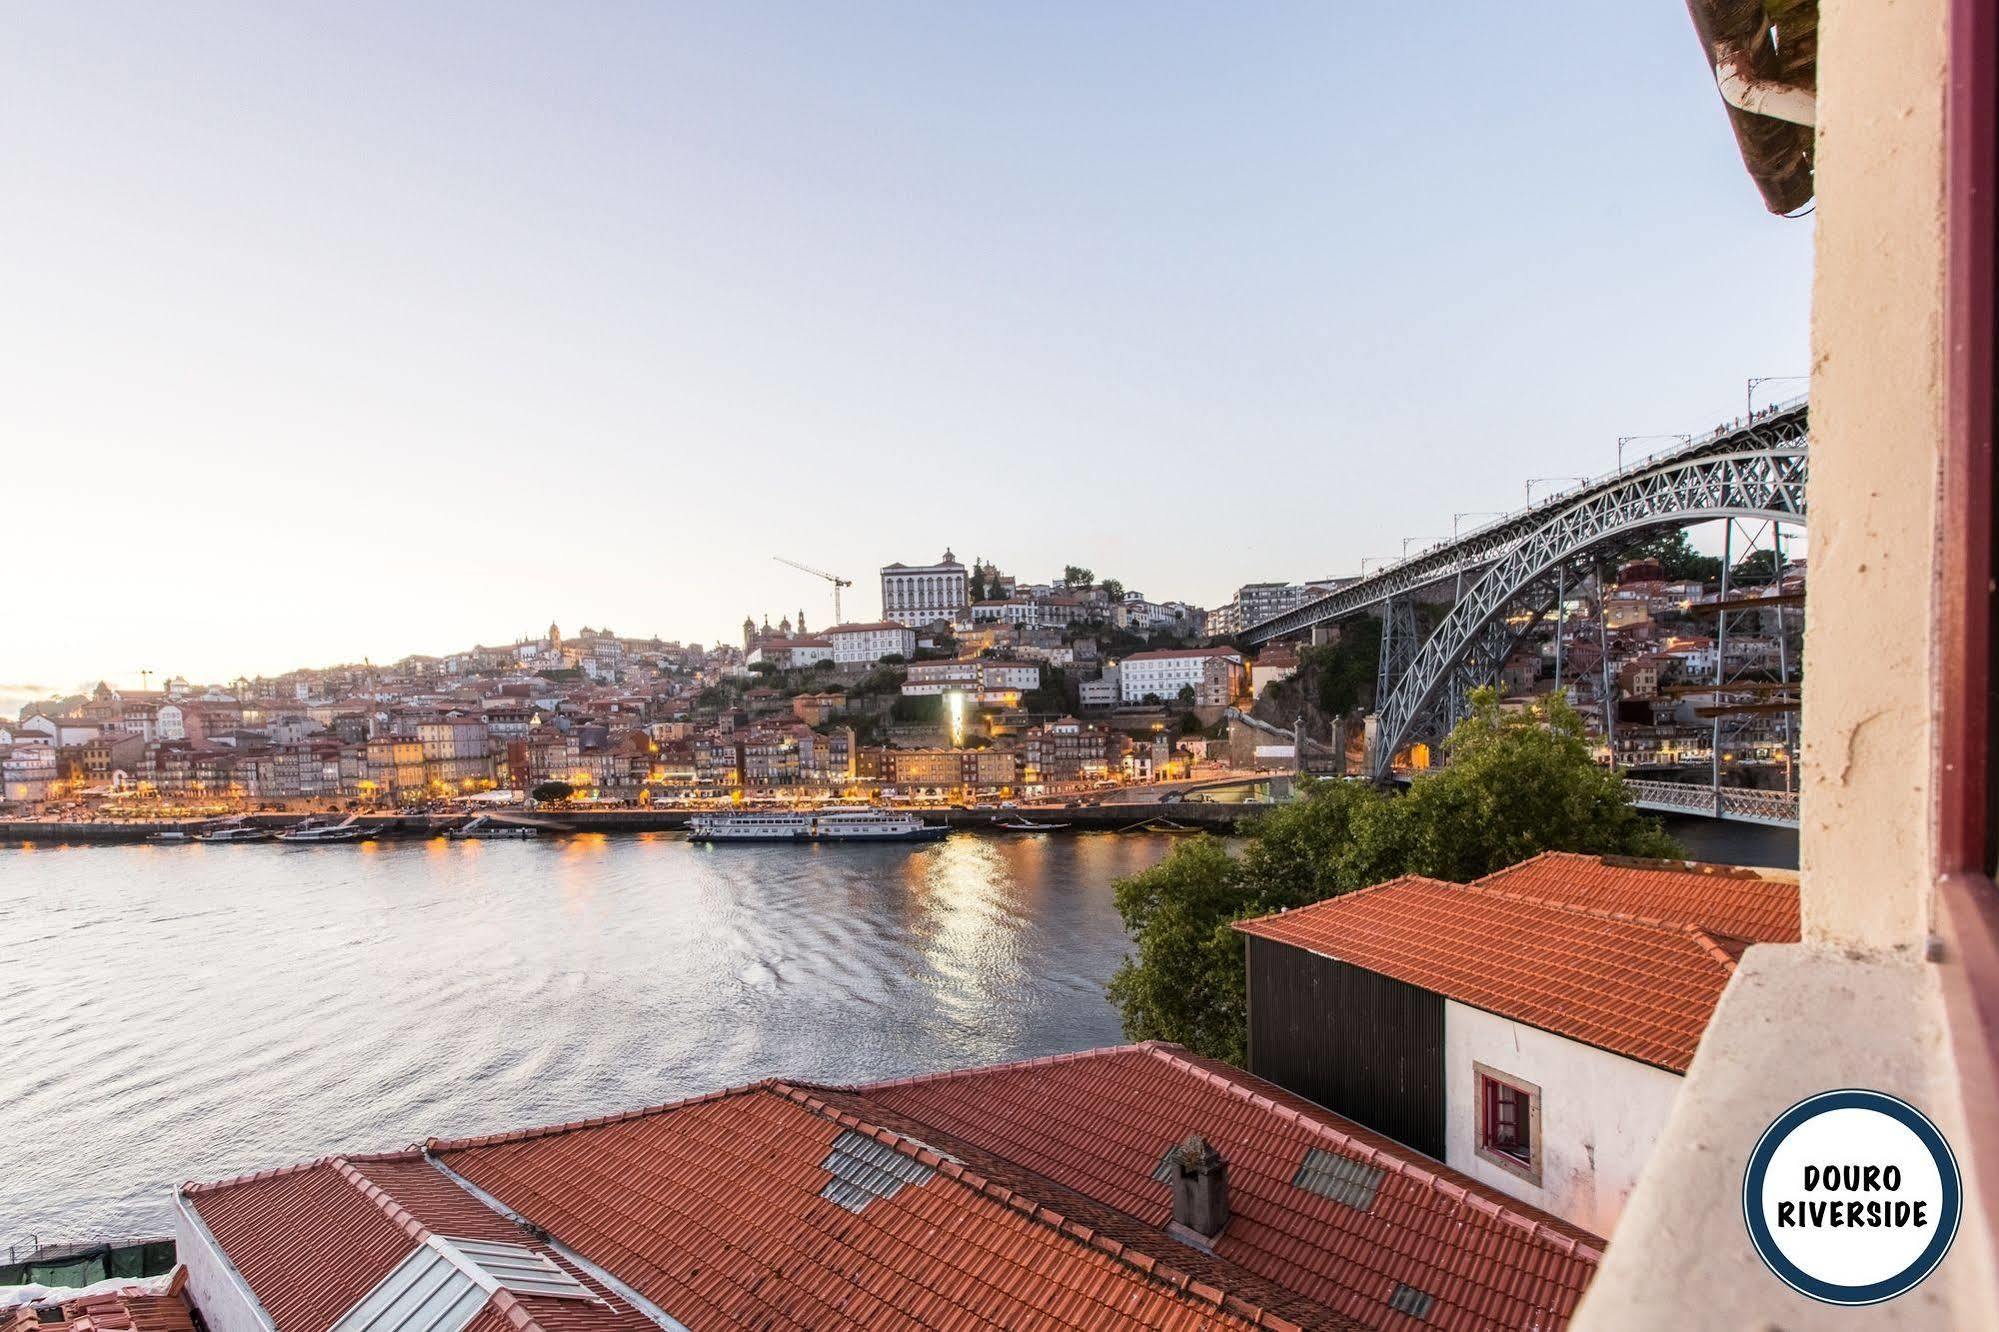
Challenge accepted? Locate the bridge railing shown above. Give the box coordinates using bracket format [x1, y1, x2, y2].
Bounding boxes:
[1624, 778, 1799, 826]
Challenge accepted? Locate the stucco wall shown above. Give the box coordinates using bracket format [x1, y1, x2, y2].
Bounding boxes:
[1442, 1000, 1683, 1238]
[1798, 0, 1949, 951]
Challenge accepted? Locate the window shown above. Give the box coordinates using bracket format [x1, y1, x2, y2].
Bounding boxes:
[1473, 1063, 1542, 1185]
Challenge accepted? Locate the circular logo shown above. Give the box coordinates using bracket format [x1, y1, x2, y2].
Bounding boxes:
[1742, 1089, 1961, 1305]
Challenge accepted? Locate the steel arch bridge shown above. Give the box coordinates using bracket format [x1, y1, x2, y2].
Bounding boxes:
[1239, 401, 1809, 782]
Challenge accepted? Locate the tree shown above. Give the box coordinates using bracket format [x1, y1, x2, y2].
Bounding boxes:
[1063, 564, 1094, 588]
[1107, 688, 1679, 1062]
[1730, 549, 1786, 585]
[1101, 578, 1125, 601]
[1299, 618, 1382, 715]
[1176, 684, 1197, 706]
[1626, 529, 1722, 583]
[530, 780, 575, 804]
[747, 660, 777, 676]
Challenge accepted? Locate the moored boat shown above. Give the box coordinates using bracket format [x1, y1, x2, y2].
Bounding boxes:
[198, 823, 273, 843]
[279, 815, 375, 843]
[688, 809, 945, 843]
[449, 817, 539, 840]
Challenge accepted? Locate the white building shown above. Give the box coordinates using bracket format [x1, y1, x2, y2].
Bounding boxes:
[828, 622, 917, 667]
[1235, 852, 1801, 1238]
[880, 550, 968, 627]
[1116, 647, 1246, 706]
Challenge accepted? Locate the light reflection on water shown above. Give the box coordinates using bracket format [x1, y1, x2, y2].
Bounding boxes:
[0, 831, 1172, 1241]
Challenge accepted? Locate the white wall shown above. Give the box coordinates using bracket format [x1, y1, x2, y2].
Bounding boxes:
[1443, 999, 1682, 1238]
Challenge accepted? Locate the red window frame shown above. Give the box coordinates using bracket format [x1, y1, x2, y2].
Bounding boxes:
[1479, 1073, 1533, 1165]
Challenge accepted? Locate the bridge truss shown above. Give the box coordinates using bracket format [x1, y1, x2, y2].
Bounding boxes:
[1242, 401, 1810, 799]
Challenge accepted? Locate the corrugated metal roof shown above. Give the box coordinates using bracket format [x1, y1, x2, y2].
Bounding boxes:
[331, 1237, 599, 1331]
[328, 1244, 487, 1332]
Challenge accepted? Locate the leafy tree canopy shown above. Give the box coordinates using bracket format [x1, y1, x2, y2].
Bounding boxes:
[1063, 564, 1094, 588]
[1107, 688, 1679, 1063]
[1625, 529, 1722, 583]
[1101, 578, 1125, 601]
[530, 780, 575, 803]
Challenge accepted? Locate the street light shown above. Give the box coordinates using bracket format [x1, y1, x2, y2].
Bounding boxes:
[1359, 556, 1393, 575]
[1526, 476, 1586, 505]
[1616, 434, 1693, 469]
[1452, 511, 1504, 539]
[1746, 375, 1809, 416]
[1402, 536, 1441, 558]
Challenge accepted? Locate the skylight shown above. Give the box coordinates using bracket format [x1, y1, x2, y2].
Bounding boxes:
[1291, 1147, 1386, 1211]
[330, 1235, 596, 1332]
[819, 1128, 938, 1212]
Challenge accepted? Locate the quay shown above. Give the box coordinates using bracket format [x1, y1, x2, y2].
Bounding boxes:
[0, 801, 1259, 846]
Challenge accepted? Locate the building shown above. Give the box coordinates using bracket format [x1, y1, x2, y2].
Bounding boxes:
[1250, 646, 1301, 696]
[1235, 853, 1800, 1238]
[1118, 646, 1247, 706]
[879, 549, 968, 627]
[1020, 716, 1123, 786]
[173, 1042, 1601, 1332]
[828, 621, 916, 666]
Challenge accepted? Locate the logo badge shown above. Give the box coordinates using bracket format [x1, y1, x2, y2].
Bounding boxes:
[1742, 1088, 1961, 1305]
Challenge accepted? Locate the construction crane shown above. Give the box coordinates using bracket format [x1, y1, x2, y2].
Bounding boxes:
[774, 556, 854, 625]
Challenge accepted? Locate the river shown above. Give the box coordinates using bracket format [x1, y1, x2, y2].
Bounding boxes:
[0, 831, 1176, 1244]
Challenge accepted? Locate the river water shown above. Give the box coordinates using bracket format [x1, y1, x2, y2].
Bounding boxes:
[0, 832, 1175, 1244]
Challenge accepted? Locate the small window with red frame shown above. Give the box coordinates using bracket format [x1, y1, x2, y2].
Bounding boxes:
[1480, 1072, 1533, 1165]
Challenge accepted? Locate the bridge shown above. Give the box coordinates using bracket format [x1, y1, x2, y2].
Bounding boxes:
[1242, 398, 1808, 822]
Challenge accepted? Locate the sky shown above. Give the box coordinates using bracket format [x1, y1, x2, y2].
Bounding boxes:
[0, 3, 1812, 706]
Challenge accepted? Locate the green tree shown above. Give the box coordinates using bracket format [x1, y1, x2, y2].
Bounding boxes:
[530, 780, 575, 804]
[1101, 578, 1125, 601]
[1626, 530, 1722, 583]
[1176, 684, 1197, 706]
[1294, 618, 1382, 715]
[1730, 549, 1786, 585]
[1106, 689, 1679, 1062]
[1063, 564, 1094, 588]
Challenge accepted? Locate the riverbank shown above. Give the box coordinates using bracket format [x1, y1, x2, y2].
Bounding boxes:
[0, 802, 1256, 846]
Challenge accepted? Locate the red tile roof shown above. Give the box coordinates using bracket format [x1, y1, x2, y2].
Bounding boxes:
[1471, 851, 1799, 944]
[860, 1044, 1601, 1332]
[4, 1284, 198, 1332]
[180, 1152, 658, 1332]
[184, 1047, 1602, 1332]
[432, 1079, 1338, 1331]
[1235, 875, 1747, 1072]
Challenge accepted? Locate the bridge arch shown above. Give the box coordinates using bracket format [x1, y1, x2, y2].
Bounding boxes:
[1368, 445, 1808, 777]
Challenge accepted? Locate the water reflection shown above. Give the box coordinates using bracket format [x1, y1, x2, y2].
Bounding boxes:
[0, 831, 1172, 1240]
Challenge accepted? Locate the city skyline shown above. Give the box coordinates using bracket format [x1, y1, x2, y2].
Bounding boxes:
[5, 3, 1809, 694]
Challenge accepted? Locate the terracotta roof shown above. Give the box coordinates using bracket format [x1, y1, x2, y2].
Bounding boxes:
[1472, 851, 1800, 944]
[1235, 876, 1744, 1072]
[1123, 647, 1244, 662]
[432, 1079, 1339, 1331]
[860, 1044, 1600, 1332]
[3, 1283, 198, 1332]
[180, 1153, 658, 1332]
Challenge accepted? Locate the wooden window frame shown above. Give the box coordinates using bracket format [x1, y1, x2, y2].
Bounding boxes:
[1473, 1062, 1543, 1186]
[1938, 0, 1999, 1247]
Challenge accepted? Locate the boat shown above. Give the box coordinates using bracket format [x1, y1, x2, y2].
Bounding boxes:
[1117, 816, 1202, 835]
[198, 823, 274, 843]
[148, 829, 193, 843]
[449, 817, 539, 840]
[279, 815, 376, 844]
[994, 817, 1069, 832]
[688, 808, 947, 844]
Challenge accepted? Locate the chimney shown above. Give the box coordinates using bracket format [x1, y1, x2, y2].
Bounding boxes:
[1169, 1134, 1230, 1239]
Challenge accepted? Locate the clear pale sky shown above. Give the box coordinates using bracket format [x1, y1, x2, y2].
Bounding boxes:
[1, 3, 1810, 706]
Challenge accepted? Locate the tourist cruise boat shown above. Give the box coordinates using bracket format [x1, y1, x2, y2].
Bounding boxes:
[197, 823, 273, 843]
[278, 815, 376, 844]
[687, 808, 947, 843]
